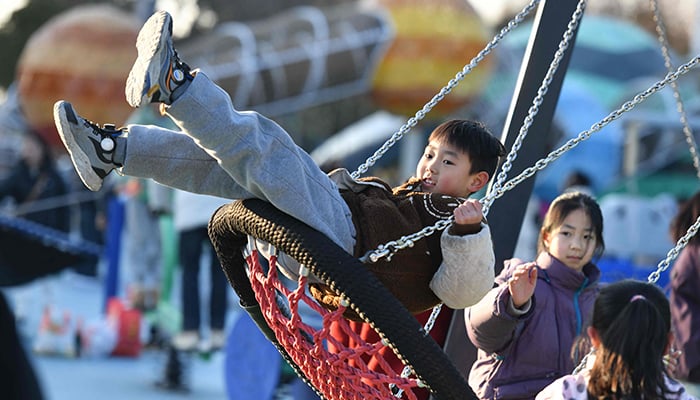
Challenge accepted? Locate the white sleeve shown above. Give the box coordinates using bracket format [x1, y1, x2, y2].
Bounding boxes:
[429, 223, 495, 309]
[536, 374, 588, 400]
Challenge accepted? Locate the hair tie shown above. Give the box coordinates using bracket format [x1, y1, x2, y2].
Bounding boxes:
[630, 294, 646, 303]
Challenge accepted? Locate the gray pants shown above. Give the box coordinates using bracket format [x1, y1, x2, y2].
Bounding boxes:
[121, 72, 356, 254]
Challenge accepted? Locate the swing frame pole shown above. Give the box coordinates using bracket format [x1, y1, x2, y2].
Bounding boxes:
[490, 0, 582, 270]
[440, 0, 583, 389]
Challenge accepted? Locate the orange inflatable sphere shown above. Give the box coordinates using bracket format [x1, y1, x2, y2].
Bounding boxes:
[370, 0, 493, 117]
[16, 5, 140, 152]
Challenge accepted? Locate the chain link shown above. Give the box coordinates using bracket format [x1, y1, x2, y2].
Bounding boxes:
[483, 0, 587, 216]
[577, 3, 700, 378]
[406, 0, 580, 353]
[368, 7, 700, 386]
[480, 55, 700, 211]
[365, 55, 700, 264]
[649, 0, 700, 179]
[647, 214, 700, 284]
[352, 0, 542, 180]
[573, 214, 700, 376]
[380, 5, 545, 391]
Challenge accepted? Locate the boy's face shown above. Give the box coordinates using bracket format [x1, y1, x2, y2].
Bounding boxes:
[415, 139, 479, 198]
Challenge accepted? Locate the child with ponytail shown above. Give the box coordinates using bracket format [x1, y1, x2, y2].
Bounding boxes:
[537, 279, 697, 399]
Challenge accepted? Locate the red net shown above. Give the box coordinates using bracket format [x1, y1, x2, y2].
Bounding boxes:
[245, 250, 422, 399]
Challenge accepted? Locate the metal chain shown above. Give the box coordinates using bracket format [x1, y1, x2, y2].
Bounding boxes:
[364, 55, 700, 264]
[480, 56, 700, 213]
[483, 0, 587, 216]
[352, 0, 542, 180]
[573, 214, 700, 376]
[649, 0, 700, 179]
[386, 5, 544, 393]
[574, 4, 700, 378]
[647, 214, 700, 284]
[375, 58, 700, 378]
[397, 0, 581, 356]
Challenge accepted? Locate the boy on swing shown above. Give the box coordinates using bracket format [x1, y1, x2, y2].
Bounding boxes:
[54, 11, 504, 318]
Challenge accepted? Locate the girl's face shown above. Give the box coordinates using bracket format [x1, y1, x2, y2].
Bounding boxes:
[543, 208, 597, 271]
[415, 139, 477, 198]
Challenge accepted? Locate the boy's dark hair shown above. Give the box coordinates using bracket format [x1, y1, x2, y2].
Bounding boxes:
[428, 120, 505, 179]
[537, 191, 605, 258]
[587, 279, 677, 399]
[669, 190, 700, 245]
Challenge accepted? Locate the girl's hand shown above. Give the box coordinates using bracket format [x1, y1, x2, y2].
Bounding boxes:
[664, 348, 682, 376]
[508, 262, 537, 309]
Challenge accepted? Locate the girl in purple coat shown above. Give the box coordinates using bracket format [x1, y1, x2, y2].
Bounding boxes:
[669, 190, 700, 397]
[466, 191, 604, 399]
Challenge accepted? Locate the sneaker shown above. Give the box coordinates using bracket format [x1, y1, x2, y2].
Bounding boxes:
[53, 101, 124, 191]
[172, 331, 199, 352]
[197, 337, 212, 354]
[210, 329, 226, 350]
[126, 11, 192, 108]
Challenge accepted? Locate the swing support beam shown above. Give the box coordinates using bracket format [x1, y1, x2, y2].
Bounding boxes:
[489, 0, 582, 269]
[441, 0, 583, 388]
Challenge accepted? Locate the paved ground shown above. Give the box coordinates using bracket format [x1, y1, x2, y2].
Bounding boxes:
[33, 351, 228, 400]
[4, 270, 233, 400]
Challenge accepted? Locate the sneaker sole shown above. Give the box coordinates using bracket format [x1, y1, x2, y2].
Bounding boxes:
[53, 101, 103, 191]
[125, 11, 172, 108]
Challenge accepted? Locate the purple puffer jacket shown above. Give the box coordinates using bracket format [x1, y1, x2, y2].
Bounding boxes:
[670, 244, 700, 383]
[465, 252, 601, 400]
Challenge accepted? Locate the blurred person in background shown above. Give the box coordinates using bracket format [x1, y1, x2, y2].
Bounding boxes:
[0, 130, 69, 232]
[171, 189, 230, 352]
[118, 176, 165, 312]
[668, 190, 700, 397]
[124, 105, 230, 352]
[0, 130, 69, 400]
[0, 130, 75, 285]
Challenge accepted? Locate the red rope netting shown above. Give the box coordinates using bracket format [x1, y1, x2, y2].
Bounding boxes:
[245, 249, 423, 399]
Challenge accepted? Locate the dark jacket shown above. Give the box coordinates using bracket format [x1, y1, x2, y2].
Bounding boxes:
[0, 292, 44, 399]
[0, 159, 69, 232]
[466, 251, 601, 400]
[670, 245, 700, 382]
[0, 159, 75, 286]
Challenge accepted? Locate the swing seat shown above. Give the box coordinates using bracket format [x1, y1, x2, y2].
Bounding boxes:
[306, 237, 441, 321]
[208, 198, 477, 400]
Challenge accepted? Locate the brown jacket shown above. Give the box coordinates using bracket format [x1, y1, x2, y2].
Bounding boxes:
[309, 170, 495, 319]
